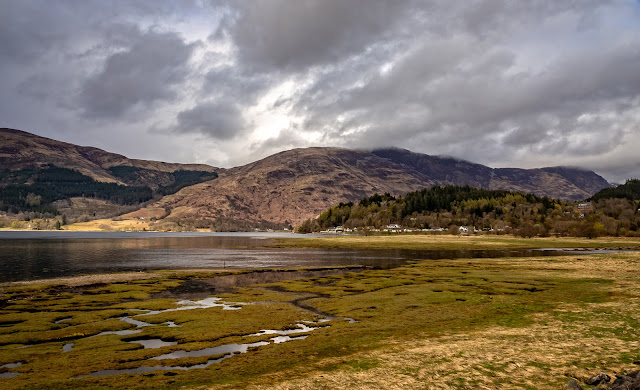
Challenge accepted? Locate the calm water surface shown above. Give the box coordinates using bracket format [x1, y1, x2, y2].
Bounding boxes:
[0, 231, 575, 283]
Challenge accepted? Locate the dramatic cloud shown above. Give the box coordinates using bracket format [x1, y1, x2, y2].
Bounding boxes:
[224, 0, 411, 72]
[1, 0, 639, 182]
[80, 30, 196, 118]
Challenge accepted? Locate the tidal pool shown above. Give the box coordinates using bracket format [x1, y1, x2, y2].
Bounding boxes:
[0, 362, 23, 378]
[59, 296, 332, 378]
[127, 339, 178, 349]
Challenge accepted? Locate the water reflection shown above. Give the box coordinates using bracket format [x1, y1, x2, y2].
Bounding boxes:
[0, 231, 610, 283]
[0, 232, 404, 282]
[128, 339, 178, 349]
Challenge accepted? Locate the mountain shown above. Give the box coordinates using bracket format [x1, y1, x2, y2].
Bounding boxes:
[149, 147, 434, 227]
[370, 148, 611, 200]
[0, 129, 611, 228]
[0, 128, 218, 219]
[145, 147, 611, 227]
[0, 128, 218, 188]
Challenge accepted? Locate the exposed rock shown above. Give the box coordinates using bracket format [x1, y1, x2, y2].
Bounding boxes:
[610, 374, 636, 390]
[567, 379, 583, 389]
[586, 373, 612, 385]
[579, 368, 640, 390]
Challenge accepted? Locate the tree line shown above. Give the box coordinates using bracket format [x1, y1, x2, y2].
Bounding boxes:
[0, 166, 152, 214]
[0, 165, 219, 216]
[297, 181, 640, 238]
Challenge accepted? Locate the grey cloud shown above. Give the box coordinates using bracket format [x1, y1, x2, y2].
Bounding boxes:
[502, 125, 549, 148]
[0, 1, 73, 64]
[221, 0, 412, 72]
[2, 0, 640, 183]
[0, 0, 179, 64]
[598, 161, 640, 185]
[201, 68, 271, 104]
[176, 101, 245, 140]
[285, 5, 640, 164]
[248, 128, 311, 160]
[79, 30, 196, 118]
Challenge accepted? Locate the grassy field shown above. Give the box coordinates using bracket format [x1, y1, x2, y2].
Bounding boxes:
[63, 218, 152, 231]
[1, 240, 639, 389]
[274, 234, 640, 250]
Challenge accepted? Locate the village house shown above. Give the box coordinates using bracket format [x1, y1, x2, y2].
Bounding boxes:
[575, 201, 594, 213]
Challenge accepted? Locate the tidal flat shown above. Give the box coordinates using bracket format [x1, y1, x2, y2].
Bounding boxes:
[1, 239, 639, 389]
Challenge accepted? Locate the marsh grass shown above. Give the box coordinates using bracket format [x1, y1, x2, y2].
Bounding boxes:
[0, 248, 639, 389]
[274, 234, 640, 250]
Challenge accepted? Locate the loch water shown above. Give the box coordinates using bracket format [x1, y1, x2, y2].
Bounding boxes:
[0, 231, 583, 283]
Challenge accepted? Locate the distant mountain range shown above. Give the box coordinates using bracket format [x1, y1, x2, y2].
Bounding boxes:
[0, 128, 611, 227]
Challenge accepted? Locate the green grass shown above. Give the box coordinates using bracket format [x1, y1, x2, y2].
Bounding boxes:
[274, 234, 640, 250]
[1, 250, 639, 389]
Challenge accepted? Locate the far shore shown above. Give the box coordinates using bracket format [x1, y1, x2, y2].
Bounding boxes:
[273, 234, 640, 251]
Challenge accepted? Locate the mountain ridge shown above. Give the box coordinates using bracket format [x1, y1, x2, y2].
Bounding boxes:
[0, 128, 611, 227]
[0, 128, 218, 188]
[148, 146, 610, 226]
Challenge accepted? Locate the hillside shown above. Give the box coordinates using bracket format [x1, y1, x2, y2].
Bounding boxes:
[0, 128, 218, 221]
[590, 179, 640, 202]
[149, 147, 434, 228]
[146, 147, 611, 227]
[371, 148, 610, 200]
[0, 129, 612, 229]
[0, 128, 218, 188]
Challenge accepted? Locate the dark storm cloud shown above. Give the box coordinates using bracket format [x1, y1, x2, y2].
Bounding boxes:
[176, 101, 245, 140]
[79, 30, 196, 118]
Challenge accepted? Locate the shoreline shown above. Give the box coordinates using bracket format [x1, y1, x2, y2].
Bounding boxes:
[1, 265, 372, 287]
[0, 269, 226, 287]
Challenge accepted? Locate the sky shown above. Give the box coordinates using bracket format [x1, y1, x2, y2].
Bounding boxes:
[1, 0, 640, 183]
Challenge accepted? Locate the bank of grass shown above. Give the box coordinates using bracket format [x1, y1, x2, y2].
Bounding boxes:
[273, 234, 640, 250]
[0, 250, 639, 389]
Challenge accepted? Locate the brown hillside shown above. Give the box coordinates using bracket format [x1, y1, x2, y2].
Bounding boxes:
[0, 128, 217, 186]
[149, 147, 610, 226]
[153, 148, 434, 226]
[0, 129, 611, 227]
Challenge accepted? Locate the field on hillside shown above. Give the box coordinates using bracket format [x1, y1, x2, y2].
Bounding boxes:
[1, 237, 639, 389]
